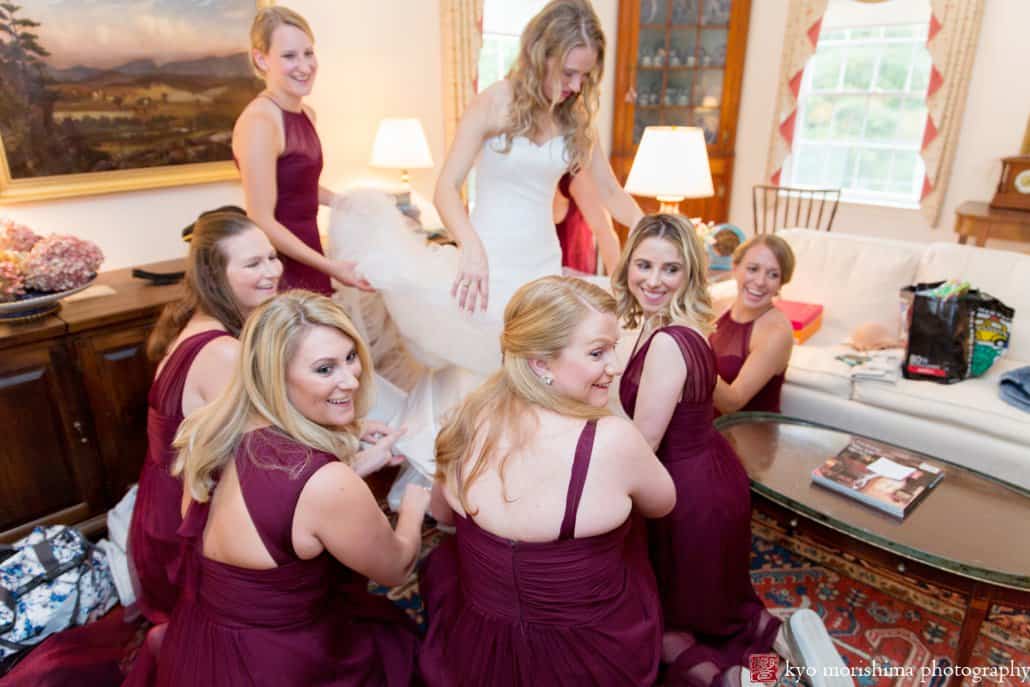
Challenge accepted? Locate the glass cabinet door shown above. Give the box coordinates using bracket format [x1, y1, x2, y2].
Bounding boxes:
[633, 0, 733, 145]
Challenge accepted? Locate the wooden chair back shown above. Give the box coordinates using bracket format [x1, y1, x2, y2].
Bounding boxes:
[752, 185, 841, 234]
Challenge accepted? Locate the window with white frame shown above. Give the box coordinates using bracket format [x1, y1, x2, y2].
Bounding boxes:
[478, 1, 547, 92]
[784, 5, 932, 208]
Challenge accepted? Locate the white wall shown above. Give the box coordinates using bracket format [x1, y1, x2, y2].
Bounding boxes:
[1, 0, 619, 272]
[729, 0, 1030, 250]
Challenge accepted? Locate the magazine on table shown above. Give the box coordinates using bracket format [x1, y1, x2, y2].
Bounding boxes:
[811, 437, 945, 518]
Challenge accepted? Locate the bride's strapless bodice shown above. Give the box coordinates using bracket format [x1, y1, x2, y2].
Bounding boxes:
[471, 135, 568, 288]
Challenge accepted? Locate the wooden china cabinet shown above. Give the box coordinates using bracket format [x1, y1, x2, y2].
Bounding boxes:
[611, 0, 752, 233]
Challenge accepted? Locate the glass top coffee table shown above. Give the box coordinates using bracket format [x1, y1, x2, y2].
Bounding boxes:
[716, 412, 1030, 673]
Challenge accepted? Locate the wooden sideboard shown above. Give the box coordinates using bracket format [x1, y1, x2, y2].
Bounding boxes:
[0, 259, 184, 542]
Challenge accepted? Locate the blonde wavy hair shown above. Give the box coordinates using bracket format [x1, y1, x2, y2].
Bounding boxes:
[435, 276, 614, 514]
[499, 0, 605, 173]
[249, 6, 314, 76]
[172, 290, 374, 502]
[611, 214, 714, 334]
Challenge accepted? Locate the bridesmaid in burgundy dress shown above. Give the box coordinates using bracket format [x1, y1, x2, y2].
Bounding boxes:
[233, 7, 371, 296]
[0, 210, 281, 687]
[146, 292, 426, 686]
[709, 235, 796, 415]
[553, 171, 621, 275]
[130, 209, 281, 625]
[613, 215, 781, 687]
[419, 276, 675, 686]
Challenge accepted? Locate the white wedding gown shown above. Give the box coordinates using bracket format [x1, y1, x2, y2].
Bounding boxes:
[329, 135, 573, 486]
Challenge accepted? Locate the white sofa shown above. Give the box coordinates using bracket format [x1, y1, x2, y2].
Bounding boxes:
[721, 229, 1030, 489]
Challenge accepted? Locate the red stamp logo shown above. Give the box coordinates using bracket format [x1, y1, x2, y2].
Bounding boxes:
[749, 654, 780, 683]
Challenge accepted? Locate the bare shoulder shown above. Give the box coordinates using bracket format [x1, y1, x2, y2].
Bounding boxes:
[477, 80, 512, 132]
[234, 96, 280, 136]
[301, 103, 317, 122]
[593, 415, 647, 454]
[753, 308, 794, 345]
[647, 330, 688, 368]
[300, 460, 368, 509]
[198, 334, 240, 365]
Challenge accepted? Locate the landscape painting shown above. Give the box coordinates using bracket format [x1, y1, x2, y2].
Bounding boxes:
[0, 0, 270, 203]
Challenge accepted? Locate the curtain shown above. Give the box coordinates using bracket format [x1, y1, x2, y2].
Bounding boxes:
[764, 0, 829, 186]
[439, 0, 484, 149]
[919, 0, 984, 226]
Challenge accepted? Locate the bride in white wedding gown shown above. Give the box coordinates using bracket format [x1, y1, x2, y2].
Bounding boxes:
[330, 0, 644, 482]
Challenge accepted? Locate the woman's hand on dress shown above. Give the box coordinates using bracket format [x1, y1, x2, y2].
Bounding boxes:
[400, 482, 432, 517]
[330, 259, 375, 292]
[356, 423, 407, 475]
[452, 243, 489, 313]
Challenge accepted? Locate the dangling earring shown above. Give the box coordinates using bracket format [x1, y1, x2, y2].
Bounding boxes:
[542, 375, 554, 386]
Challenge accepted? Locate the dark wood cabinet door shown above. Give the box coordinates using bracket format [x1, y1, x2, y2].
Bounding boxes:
[74, 321, 157, 504]
[0, 342, 103, 537]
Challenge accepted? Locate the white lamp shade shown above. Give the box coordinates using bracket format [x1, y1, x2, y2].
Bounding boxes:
[624, 126, 714, 200]
[370, 118, 434, 169]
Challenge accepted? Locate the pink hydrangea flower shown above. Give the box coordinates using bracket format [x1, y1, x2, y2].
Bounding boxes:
[0, 250, 26, 302]
[0, 218, 42, 253]
[23, 235, 104, 293]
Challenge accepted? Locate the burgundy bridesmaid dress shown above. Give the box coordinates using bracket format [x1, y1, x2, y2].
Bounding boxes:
[555, 173, 597, 275]
[709, 311, 785, 415]
[620, 326, 780, 687]
[129, 330, 231, 623]
[147, 427, 417, 686]
[418, 419, 662, 686]
[247, 96, 332, 295]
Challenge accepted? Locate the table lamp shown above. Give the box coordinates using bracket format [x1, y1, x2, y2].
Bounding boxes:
[624, 126, 714, 214]
[369, 117, 434, 188]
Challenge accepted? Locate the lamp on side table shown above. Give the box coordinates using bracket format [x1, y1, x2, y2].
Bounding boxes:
[624, 126, 714, 215]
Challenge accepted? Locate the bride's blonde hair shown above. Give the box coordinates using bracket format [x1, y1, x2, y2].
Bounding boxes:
[435, 276, 613, 514]
[173, 291, 373, 502]
[499, 0, 605, 173]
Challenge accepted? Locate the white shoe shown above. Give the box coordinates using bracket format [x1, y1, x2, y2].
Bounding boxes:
[787, 609, 853, 687]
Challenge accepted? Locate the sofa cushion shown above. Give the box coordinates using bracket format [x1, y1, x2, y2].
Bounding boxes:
[851, 357, 1030, 448]
[785, 344, 854, 399]
[914, 243, 1030, 363]
[777, 229, 923, 342]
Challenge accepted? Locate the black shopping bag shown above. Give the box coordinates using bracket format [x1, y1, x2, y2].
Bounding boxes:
[900, 281, 1014, 384]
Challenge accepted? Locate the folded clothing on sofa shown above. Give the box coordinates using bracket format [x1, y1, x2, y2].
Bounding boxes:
[999, 366, 1030, 412]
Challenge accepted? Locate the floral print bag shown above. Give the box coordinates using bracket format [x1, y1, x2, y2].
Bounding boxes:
[0, 526, 117, 659]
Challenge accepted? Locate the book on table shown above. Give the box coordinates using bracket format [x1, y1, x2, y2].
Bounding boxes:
[811, 438, 945, 518]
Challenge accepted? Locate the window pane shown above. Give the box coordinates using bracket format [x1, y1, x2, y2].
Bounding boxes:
[876, 45, 911, 91]
[864, 96, 901, 142]
[885, 25, 916, 39]
[793, 144, 827, 186]
[842, 46, 876, 90]
[909, 50, 933, 93]
[821, 28, 847, 42]
[811, 46, 842, 91]
[671, 0, 698, 25]
[700, 0, 730, 25]
[823, 145, 855, 188]
[830, 95, 866, 139]
[640, 0, 666, 25]
[897, 97, 927, 141]
[800, 94, 833, 140]
[890, 150, 919, 193]
[850, 27, 880, 40]
[856, 149, 891, 191]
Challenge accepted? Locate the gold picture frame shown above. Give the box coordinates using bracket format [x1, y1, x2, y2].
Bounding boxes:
[0, 0, 273, 204]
